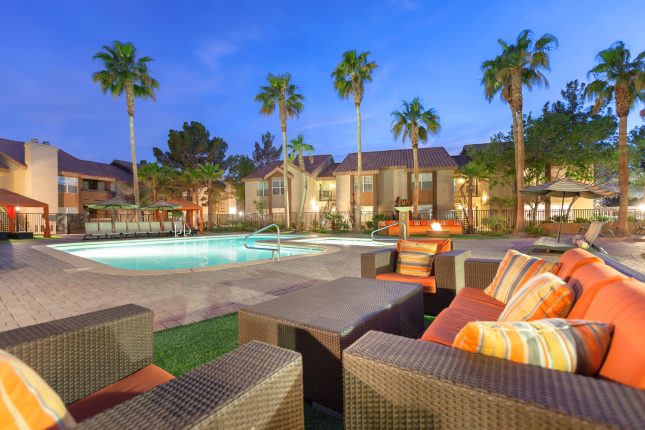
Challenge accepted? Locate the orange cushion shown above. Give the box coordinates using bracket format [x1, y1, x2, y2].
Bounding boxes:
[68, 365, 175, 422]
[567, 263, 627, 319]
[453, 287, 506, 308]
[448, 290, 505, 320]
[581, 278, 645, 389]
[453, 319, 613, 375]
[556, 248, 603, 282]
[498, 273, 575, 322]
[397, 239, 451, 254]
[420, 304, 505, 346]
[396, 241, 438, 277]
[376, 273, 436, 293]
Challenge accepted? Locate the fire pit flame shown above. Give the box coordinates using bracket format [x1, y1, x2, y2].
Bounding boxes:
[431, 222, 443, 232]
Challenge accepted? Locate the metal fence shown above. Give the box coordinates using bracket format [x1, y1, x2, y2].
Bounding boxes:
[3, 208, 643, 235]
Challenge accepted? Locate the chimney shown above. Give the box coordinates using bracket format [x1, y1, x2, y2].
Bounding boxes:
[42, 141, 50, 145]
[31, 138, 39, 143]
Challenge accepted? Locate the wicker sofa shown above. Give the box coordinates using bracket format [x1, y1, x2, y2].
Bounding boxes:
[361, 239, 471, 314]
[345, 249, 645, 429]
[0, 304, 305, 429]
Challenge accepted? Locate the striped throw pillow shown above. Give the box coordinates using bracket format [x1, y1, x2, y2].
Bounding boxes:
[498, 272, 575, 322]
[453, 319, 613, 375]
[484, 250, 559, 304]
[396, 241, 438, 277]
[0, 349, 75, 429]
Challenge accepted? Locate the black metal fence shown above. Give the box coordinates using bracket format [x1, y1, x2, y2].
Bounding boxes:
[2, 208, 643, 235]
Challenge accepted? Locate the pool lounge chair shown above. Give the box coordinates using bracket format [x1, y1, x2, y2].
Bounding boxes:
[83, 222, 102, 240]
[533, 221, 605, 253]
[114, 221, 136, 238]
[162, 221, 174, 235]
[98, 222, 119, 239]
[136, 222, 152, 237]
[149, 222, 162, 236]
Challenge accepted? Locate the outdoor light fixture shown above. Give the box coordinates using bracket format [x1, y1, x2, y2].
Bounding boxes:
[639, 203, 645, 212]
[238, 211, 244, 216]
[329, 183, 336, 189]
[15, 206, 20, 212]
[482, 192, 488, 203]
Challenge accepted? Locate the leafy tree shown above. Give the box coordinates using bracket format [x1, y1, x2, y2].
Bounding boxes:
[331, 50, 377, 230]
[138, 162, 173, 203]
[255, 73, 305, 228]
[225, 155, 255, 210]
[287, 134, 315, 230]
[482, 29, 558, 233]
[628, 126, 645, 201]
[457, 161, 488, 233]
[391, 98, 441, 215]
[196, 163, 224, 228]
[252, 131, 281, 168]
[585, 41, 645, 236]
[153, 121, 228, 170]
[92, 41, 159, 208]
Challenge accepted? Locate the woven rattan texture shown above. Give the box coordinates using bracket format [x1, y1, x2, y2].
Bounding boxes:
[464, 258, 500, 290]
[343, 331, 645, 429]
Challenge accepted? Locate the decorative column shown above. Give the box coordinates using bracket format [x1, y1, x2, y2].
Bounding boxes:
[394, 206, 413, 239]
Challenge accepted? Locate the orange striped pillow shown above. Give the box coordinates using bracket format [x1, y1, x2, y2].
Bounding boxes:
[396, 241, 438, 277]
[484, 250, 558, 304]
[0, 349, 75, 429]
[453, 319, 613, 375]
[498, 272, 575, 322]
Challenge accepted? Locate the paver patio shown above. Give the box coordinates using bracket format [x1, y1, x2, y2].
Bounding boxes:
[0, 234, 642, 332]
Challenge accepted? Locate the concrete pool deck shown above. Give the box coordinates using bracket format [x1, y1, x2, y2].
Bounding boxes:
[0, 233, 642, 332]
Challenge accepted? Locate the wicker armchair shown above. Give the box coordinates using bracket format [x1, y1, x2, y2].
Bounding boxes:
[361, 244, 471, 314]
[344, 258, 645, 429]
[0, 304, 304, 429]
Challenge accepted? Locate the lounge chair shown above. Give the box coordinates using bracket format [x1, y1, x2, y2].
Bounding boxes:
[162, 221, 174, 235]
[113, 222, 132, 238]
[149, 222, 162, 236]
[532, 221, 605, 253]
[83, 222, 102, 240]
[0, 305, 304, 428]
[98, 222, 119, 239]
[136, 222, 152, 237]
[634, 219, 644, 235]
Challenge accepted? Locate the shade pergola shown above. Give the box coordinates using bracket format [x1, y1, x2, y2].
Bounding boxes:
[522, 178, 614, 241]
[0, 188, 51, 237]
[168, 199, 204, 234]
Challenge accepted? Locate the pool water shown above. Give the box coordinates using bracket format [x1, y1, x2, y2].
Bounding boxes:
[49, 235, 321, 270]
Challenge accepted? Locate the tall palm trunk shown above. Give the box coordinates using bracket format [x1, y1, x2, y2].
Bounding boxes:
[355, 102, 362, 231]
[207, 180, 214, 229]
[616, 113, 629, 236]
[511, 70, 525, 234]
[125, 83, 140, 212]
[280, 107, 290, 228]
[467, 181, 474, 233]
[297, 155, 307, 231]
[412, 130, 420, 216]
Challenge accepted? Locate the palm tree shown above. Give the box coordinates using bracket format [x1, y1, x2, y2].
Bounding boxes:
[92, 41, 159, 208]
[331, 50, 377, 230]
[255, 73, 304, 228]
[483, 30, 558, 233]
[585, 41, 645, 236]
[457, 162, 488, 233]
[138, 162, 170, 203]
[287, 134, 315, 230]
[481, 55, 517, 145]
[197, 163, 224, 229]
[391, 98, 441, 216]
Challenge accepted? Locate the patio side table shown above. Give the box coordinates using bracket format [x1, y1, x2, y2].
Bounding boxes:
[238, 276, 423, 412]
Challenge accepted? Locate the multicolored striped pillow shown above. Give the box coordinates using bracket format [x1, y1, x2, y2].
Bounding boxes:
[453, 319, 613, 375]
[0, 349, 76, 429]
[498, 272, 575, 322]
[396, 241, 438, 277]
[484, 250, 559, 304]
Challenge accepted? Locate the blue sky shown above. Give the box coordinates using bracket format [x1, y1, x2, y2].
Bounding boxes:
[1, 0, 643, 164]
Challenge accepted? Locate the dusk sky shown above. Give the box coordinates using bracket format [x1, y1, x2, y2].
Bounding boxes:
[1, 0, 643, 164]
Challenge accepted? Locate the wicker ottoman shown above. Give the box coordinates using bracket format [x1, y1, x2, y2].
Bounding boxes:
[238, 277, 424, 411]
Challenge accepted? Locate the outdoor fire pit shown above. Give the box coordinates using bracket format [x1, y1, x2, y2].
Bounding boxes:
[427, 221, 450, 238]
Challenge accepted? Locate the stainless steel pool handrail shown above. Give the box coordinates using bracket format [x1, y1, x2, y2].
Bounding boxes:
[371, 221, 407, 242]
[244, 224, 281, 260]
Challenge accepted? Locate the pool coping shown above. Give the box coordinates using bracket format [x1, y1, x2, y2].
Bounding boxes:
[32, 236, 341, 276]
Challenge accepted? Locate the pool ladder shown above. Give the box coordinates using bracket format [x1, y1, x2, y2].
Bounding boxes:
[371, 221, 407, 243]
[173, 222, 192, 238]
[244, 224, 281, 260]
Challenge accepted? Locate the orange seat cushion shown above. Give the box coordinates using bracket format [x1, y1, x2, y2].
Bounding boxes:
[556, 248, 603, 282]
[451, 287, 506, 308]
[376, 273, 436, 293]
[580, 278, 645, 389]
[68, 365, 175, 422]
[420, 303, 505, 346]
[567, 263, 626, 319]
[448, 289, 505, 320]
[397, 239, 452, 255]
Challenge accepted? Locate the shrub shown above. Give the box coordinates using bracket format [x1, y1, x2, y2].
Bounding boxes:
[366, 213, 389, 230]
[591, 214, 613, 223]
[573, 217, 591, 224]
[549, 215, 569, 223]
[525, 222, 546, 236]
[481, 216, 509, 233]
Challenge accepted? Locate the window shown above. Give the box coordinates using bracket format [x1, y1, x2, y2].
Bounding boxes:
[318, 182, 334, 200]
[411, 173, 433, 190]
[82, 179, 110, 192]
[257, 181, 269, 196]
[272, 179, 284, 195]
[353, 176, 373, 192]
[58, 176, 78, 193]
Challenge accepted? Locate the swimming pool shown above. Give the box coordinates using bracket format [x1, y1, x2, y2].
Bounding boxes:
[49, 235, 322, 271]
[293, 237, 395, 247]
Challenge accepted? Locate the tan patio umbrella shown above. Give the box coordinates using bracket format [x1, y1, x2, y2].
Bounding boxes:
[140, 201, 181, 230]
[521, 178, 614, 241]
[87, 197, 138, 229]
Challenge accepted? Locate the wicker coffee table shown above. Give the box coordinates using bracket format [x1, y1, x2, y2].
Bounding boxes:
[238, 276, 424, 411]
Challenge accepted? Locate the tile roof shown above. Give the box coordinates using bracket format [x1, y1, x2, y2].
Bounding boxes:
[335, 147, 457, 174]
[0, 138, 26, 165]
[58, 150, 133, 182]
[318, 162, 339, 178]
[244, 154, 333, 180]
[452, 143, 491, 168]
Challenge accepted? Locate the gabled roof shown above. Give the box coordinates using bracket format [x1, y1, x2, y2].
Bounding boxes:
[335, 147, 457, 174]
[58, 150, 133, 182]
[0, 138, 26, 166]
[243, 154, 333, 180]
[318, 162, 339, 178]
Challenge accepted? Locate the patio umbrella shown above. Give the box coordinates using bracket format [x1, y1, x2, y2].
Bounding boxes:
[140, 201, 182, 230]
[87, 198, 138, 227]
[521, 178, 614, 241]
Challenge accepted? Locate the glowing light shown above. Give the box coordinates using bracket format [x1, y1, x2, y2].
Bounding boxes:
[639, 203, 645, 212]
[310, 199, 319, 212]
[431, 222, 443, 232]
[15, 206, 20, 212]
[456, 178, 465, 184]
[228, 207, 237, 215]
[329, 182, 336, 189]
[238, 211, 244, 216]
[482, 192, 488, 203]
